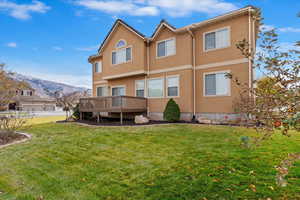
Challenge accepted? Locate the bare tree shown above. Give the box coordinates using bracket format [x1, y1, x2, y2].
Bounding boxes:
[55, 91, 86, 121]
[229, 9, 300, 186]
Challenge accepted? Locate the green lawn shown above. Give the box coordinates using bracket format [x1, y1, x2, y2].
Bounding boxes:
[0, 123, 299, 200]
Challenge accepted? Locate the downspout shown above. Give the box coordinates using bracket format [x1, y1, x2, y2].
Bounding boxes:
[187, 27, 196, 120]
[146, 39, 150, 117]
[252, 12, 256, 85]
[248, 8, 252, 91]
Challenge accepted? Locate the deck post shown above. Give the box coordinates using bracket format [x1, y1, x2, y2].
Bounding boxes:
[97, 113, 100, 123]
[80, 112, 82, 121]
[120, 111, 123, 125]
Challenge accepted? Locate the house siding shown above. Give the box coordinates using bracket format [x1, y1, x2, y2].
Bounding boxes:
[90, 8, 257, 121]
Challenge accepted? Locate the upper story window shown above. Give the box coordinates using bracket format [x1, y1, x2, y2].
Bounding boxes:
[135, 80, 145, 97]
[204, 71, 230, 96]
[94, 61, 102, 73]
[116, 40, 126, 48]
[157, 38, 176, 58]
[21, 90, 33, 96]
[112, 47, 132, 65]
[204, 27, 230, 51]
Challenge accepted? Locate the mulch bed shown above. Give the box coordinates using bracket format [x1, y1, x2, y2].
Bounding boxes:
[57, 118, 200, 126]
[0, 131, 27, 146]
[57, 118, 245, 127]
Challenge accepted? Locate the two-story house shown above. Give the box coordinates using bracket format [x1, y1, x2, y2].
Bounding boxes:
[9, 89, 56, 112]
[83, 6, 258, 122]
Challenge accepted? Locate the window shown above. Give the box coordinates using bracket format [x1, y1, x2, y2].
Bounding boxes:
[116, 40, 126, 48]
[96, 86, 107, 97]
[157, 38, 175, 58]
[94, 62, 102, 73]
[112, 86, 125, 96]
[22, 90, 32, 96]
[135, 80, 145, 97]
[112, 47, 132, 65]
[204, 28, 230, 51]
[204, 72, 230, 96]
[167, 76, 179, 97]
[148, 78, 164, 98]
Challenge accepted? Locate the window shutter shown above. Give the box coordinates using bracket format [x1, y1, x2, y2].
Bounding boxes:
[157, 41, 166, 57]
[112, 52, 116, 64]
[205, 74, 216, 95]
[126, 47, 131, 61]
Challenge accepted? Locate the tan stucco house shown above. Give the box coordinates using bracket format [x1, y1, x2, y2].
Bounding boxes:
[82, 6, 258, 122]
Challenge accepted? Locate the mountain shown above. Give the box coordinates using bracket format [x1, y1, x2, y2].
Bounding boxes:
[12, 73, 91, 98]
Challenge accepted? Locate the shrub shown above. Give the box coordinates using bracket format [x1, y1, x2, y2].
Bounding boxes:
[72, 104, 93, 121]
[163, 99, 180, 122]
[72, 104, 80, 120]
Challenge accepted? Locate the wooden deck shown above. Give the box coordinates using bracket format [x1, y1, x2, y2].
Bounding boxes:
[79, 96, 147, 124]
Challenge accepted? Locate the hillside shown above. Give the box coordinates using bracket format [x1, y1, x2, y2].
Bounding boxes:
[12, 73, 91, 98]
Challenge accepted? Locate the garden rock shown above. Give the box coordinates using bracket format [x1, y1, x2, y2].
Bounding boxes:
[135, 115, 149, 124]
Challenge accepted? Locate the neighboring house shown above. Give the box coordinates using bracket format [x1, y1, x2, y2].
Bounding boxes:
[9, 89, 56, 112]
[83, 6, 259, 121]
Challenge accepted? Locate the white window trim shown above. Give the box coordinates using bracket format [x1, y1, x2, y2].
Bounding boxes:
[116, 39, 127, 49]
[135, 79, 146, 97]
[147, 77, 165, 99]
[203, 26, 231, 52]
[166, 75, 180, 98]
[156, 37, 176, 59]
[94, 61, 102, 73]
[96, 85, 108, 97]
[111, 85, 126, 96]
[111, 45, 133, 66]
[203, 70, 231, 97]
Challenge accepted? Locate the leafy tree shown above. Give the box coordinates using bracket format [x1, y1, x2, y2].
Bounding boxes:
[0, 64, 31, 138]
[229, 9, 300, 186]
[0, 63, 29, 110]
[163, 99, 180, 122]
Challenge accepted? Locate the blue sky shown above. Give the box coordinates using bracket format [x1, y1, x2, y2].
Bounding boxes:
[0, 0, 299, 88]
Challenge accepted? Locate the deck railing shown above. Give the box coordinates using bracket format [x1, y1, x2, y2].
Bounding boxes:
[79, 96, 147, 113]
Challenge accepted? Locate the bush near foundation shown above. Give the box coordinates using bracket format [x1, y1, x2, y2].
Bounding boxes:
[163, 99, 180, 122]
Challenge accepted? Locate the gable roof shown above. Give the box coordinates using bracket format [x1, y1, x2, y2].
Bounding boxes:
[98, 19, 146, 53]
[90, 5, 256, 60]
[150, 19, 176, 40]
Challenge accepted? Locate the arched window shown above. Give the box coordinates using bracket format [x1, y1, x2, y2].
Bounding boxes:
[116, 40, 126, 48]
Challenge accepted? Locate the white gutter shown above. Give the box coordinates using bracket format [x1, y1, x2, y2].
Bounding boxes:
[176, 6, 252, 33]
[187, 27, 196, 119]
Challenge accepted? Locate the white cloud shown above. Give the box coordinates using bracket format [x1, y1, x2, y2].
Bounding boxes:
[52, 46, 63, 51]
[75, 45, 99, 51]
[6, 42, 17, 48]
[75, 0, 237, 17]
[278, 27, 300, 33]
[147, 0, 238, 17]
[261, 24, 300, 33]
[76, 0, 159, 16]
[278, 42, 300, 52]
[0, 0, 50, 20]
